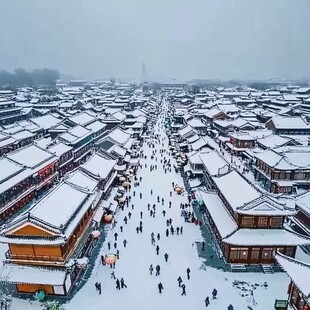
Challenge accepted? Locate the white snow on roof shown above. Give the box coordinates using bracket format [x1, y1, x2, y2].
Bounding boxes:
[30, 182, 88, 228]
[213, 170, 261, 210]
[257, 135, 291, 148]
[69, 112, 96, 125]
[85, 120, 106, 133]
[66, 169, 98, 192]
[0, 264, 67, 285]
[31, 114, 62, 130]
[48, 143, 72, 157]
[108, 127, 130, 145]
[200, 151, 229, 176]
[11, 130, 35, 141]
[81, 154, 116, 179]
[223, 228, 310, 246]
[296, 191, 310, 216]
[7, 144, 55, 168]
[179, 125, 194, 137]
[271, 116, 310, 129]
[275, 253, 310, 300]
[0, 158, 24, 184]
[187, 118, 205, 128]
[68, 125, 91, 138]
[198, 191, 238, 238]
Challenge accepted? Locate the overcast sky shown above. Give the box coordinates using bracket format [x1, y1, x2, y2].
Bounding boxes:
[0, 0, 310, 81]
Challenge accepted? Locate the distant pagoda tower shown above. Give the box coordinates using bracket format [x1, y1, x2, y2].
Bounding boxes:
[140, 62, 148, 84]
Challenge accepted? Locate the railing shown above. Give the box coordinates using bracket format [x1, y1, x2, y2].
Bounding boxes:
[5, 250, 65, 262]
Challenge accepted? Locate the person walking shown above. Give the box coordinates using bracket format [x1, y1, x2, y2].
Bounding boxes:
[136, 227, 139, 234]
[212, 288, 217, 299]
[120, 278, 127, 289]
[158, 282, 164, 294]
[164, 253, 169, 262]
[111, 271, 116, 279]
[228, 305, 234, 310]
[156, 245, 160, 255]
[98, 282, 102, 294]
[166, 228, 169, 237]
[149, 264, 154, 275]
[123, 239, 127, 247]
[108, 242, 111, 250]
[116, 279, 121, 290]
[186, 268, 191, 280]
[181, 284, 186, 296]
[124, 216, 128, 224]
[114, 242, 117, 249]
[140, 211, 143, 219]
[114, 232, 118, 241]
[128, 212, 132, 219]
[120, 226, 123, 233]
[157, 233, 160, 241]
[176, 227, 180, 235]
[116, 250, 120, 259]
[177, 276, 183, 287]
[205, 296, 210, 307]
[139, 225, 143, 233]
[180, 226, 183, 234]
[202, 241, 205, 251]
[162, 210, 166, 217]
[155, 264, 160, 276]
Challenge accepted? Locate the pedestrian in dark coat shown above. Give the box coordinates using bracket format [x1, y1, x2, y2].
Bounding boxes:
[120, 226, 123, 233]
[164, 253, 169, 262]
[228, 305, 234, 310]
[116, 279, 121, 290]
[157, 233, 160, 240]
[149, 264, 154, 275]
[139, 225, 143, 233]
[150, 210, 153, 217]
[155, 264, 160, 276]
[158, 282, 164, 294]
[166, 228, 169, 237]
[95, 282, 99, 291]
[136, 227, 139, 234]
[180, 226, 183, 234]
[205, 297, 210, 307]
[101, 255, 105, 265]
[202, 241, 205, 251]
[162, 210, 166, 217]
[132, 204, 134, 210]
[170, 226, 174, 235]
[169, 201, 172, 208]
[212, 288, 217, 299]
[120, 278, 127, 289]
[128, 212, 132, 219]
[181, 284, 186, 296]
[98, 282, 102, 294]
[108, 242, 111, 250]
[123, 239, 127, 247]
[140, 193, 142, 199]
[186, 268, 191, 280]
[124, 216, 128, 224]
[114, 242, 117, 249]
[114, 232, 118, 241]
[156, 245, 160, 255]
[176, 227, 180, 235]
[140, 211, 143, 219]
[177, 276, 183, 287]
[116, 250, 120, 259]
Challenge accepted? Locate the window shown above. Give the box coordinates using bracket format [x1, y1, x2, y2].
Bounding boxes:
[258, 217, 268, 227]
[261, 248, 274, 260]
[285, 247, 295, 257]
[229, 248, 248, 260]
[251, 248, 260, 260]
[241, 216, 255, 227]
[270, 217, 283, 228]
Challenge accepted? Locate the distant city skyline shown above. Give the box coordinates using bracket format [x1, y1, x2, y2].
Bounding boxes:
[0, 0, 310, 81]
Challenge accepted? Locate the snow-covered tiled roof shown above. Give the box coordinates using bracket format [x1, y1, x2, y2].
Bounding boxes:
[199, 151, 229, 176]
[223, 228, 310, 246]
[0, 264, 67, 285]
[296, 191, 310, 216]
[66, 169, 98, 192]
[0, 157, 25, 184]
[81, 153, 116, 180]
[275, 252, 310, 303]
[270, 116, 310, 129]
[257, 135, 292, 149]
[31, 114, 63, 130]
[187, 118, 205, 128]
[85, 120, 106, 133]
[30, 182, 89, 228]
[213, 170, 261, 211]
[197, 191, 238, 238]
[108, 127, 130, 145]
[6, 144, 56, 169]
[69, 112, 96, 126]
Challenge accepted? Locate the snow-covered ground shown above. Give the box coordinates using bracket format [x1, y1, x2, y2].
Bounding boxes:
[8, 102, 290, 309]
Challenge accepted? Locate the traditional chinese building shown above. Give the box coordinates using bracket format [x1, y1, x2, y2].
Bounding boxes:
[197, 162, 310, 265]
[0, 178, 101, 296]
[275, 252, 310, 310]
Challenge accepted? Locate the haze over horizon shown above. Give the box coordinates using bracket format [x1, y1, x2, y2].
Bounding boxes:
[0, 0, 310, 81]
